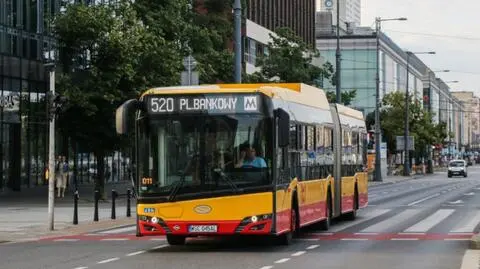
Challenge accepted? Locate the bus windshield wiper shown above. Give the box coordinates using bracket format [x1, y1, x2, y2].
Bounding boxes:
[168, 173, 187, 202]
[213, 168, 240, 194]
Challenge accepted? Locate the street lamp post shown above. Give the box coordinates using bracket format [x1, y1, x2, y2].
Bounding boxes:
[233, 0, 242, 83]
[404, 51, 435, 176]
[374, 16, 407, 182]
[335, 0, 341, 103]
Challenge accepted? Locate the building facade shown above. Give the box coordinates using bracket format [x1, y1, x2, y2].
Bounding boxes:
[316, 26, 424, 116]
[0, 0, 60, 191]
[451, 91, 480, 150]
[316, 0, 361, 28]
[246, 0, 316, 47]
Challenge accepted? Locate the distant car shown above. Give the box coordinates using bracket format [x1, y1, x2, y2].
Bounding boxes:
[447, 160, 467, 178]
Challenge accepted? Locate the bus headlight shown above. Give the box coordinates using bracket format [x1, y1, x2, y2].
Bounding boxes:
[151, 217, 159, 224]
[251, 216, 258, 223]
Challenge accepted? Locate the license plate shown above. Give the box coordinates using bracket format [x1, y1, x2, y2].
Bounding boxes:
[188, 225, 217, 233]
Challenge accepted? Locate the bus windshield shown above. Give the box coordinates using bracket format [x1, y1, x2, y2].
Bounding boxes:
[138, 114, 273, 200]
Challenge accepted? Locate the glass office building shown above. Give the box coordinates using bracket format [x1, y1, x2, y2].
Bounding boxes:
[316, 27, 425, 116]
[0, 0, 59, 191]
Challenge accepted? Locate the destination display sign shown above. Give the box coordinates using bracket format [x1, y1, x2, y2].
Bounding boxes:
[145, 94, 261, 114]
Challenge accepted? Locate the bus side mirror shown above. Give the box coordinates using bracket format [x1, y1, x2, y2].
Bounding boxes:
[275, 108, 290, 148]
[116, 99, 140, 135]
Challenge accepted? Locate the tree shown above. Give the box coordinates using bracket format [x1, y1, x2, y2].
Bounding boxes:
[245, 27, 333, 86]
[53, 1, 185, 196]
[134, 0, 236, 84]
[379, 91, 448, 159]
[189, 0, 235, 83]
[325, 89, 357, 106]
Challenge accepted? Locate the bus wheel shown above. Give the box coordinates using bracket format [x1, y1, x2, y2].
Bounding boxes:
[319, 192, 331, 231]
[279, 204, 298, 245]
[166, 235, 186, 245]
[345, 188, 358, 221]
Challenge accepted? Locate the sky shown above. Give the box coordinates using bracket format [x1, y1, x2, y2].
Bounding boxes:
[361, 0, 480, 96]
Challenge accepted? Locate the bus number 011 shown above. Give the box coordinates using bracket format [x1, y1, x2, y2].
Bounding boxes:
[150, 97, 174, 112]
[142, 177, 153, 185]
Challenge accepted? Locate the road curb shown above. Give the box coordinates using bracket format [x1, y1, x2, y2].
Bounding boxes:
[469, 234, 480, 249]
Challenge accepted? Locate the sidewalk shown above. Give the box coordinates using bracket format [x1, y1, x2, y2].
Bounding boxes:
[0, 181, 136, 243]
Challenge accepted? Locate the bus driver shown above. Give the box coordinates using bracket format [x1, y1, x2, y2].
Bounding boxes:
[235, 144, 267, 168]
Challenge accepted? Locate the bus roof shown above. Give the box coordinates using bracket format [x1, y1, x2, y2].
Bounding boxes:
[141, 83, 330, 111]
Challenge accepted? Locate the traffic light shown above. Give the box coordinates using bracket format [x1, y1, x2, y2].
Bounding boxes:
[47, 92, 68, 121]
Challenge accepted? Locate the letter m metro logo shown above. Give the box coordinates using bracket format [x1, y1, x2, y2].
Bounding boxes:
[244, 96, 258, 111]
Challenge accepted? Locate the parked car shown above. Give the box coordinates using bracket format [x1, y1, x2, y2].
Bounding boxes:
[447, 160, 467, 178]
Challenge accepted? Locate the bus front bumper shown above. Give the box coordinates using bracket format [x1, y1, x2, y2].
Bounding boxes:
[138, 214, 273, 236]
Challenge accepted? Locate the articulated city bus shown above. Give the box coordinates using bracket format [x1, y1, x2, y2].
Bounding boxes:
[115, 83, 368, 245]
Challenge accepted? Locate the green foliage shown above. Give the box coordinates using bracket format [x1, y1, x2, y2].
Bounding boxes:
[245, 27, 333, 86]
[326, 89, 357, 106]
[53, 1, 185, 193]
[379, 91, 448, 157]
[189, 0, 235, 83]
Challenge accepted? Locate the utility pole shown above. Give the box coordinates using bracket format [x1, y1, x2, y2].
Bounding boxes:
[404, 52, 411, 176]
[335, 0, 341, 103]
[46, 62, 56, 231]
[233, 0, 242, 83]
[404, 51, 435, 176]
[374, 16, 407, 181]
[374, 17, 382, 182]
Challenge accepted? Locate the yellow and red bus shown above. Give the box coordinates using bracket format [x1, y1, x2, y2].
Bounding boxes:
[115, 83, 368, 245]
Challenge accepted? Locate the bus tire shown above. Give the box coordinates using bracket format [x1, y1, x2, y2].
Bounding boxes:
[319, 190, 332, 231]
[279, 194, 299, 245]
[345, 186, 358, 221]
[166, 235, 186, 245]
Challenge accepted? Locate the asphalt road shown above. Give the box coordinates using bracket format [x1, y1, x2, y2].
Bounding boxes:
[2, 168, 480, 269]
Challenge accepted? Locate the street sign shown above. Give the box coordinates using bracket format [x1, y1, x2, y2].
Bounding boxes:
[181, 71, 199, 86]
[396, 136, 415, 151]
[181, 55, 199, 85]
[325, 0, 333, 9]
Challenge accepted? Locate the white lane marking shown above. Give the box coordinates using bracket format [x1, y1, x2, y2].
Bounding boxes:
[151, 244, 168, 250]
[99, 225, 136, 234]
[448, 232, 474, 235]
[340, 238, 368, 241]
[329, 209, 392, 232]
[306, 244, 319, 250]
[97, 258, 120, 264]
[448, 200, 464, 204]
[126, 250, 146, 257]
[100, 238, 129, 241]
[275, 258, 290, 263]
[73, 267, 88, 269]
[291, 251, 306, 257]
[403, 209, 455, 233]
[361, 209, 418, 233]
[444, 238, 469, 241]
[308, 232, 333, 236]
[259, 266, 274, 269]
[464, 192, 475, 196]
[460, 250, 480, 269]
[450, 211, 480, 233]
[407, 193, 440, 206]
[391, 238, 419, 241]
[54, 238, 79, 242]
[354, 232, 378, 235]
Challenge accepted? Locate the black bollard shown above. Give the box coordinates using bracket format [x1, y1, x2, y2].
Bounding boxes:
[73, 190, 79, 225]
[94, 190, 99, 222]
[126, 189, 131, 217]
[111, 189, 117, 219]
